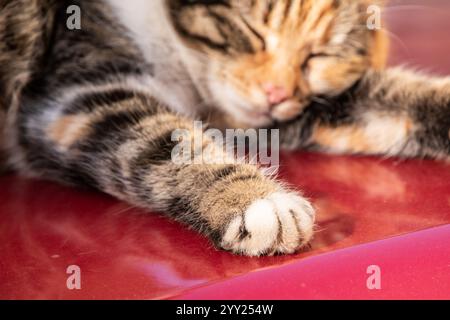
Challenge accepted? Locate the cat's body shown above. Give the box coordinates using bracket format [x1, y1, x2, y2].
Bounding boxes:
[1, 0, 450, 256]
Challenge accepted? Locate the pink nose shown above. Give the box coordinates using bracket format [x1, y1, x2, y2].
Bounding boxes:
[263, 83, 290, 106]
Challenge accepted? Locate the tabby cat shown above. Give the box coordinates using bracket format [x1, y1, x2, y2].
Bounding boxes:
[1, 0, 450, 256]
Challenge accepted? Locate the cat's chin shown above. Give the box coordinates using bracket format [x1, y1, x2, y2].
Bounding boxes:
[233, 101, 305, 127]
[271, 100, 306, 123]
[212, 106, 273, 128]
[237, 112, 274, 128]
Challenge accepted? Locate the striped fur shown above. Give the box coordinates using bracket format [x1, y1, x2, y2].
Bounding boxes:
[279, 67, 450, 159]
[0, 0, 449, 256]
[168, 0, 388, 126]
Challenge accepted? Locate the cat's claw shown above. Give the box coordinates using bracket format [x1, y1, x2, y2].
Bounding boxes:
[220, 192, 315, 256]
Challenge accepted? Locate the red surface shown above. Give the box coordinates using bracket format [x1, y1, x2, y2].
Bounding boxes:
[1, 153, 450, 299]
[1, 1, 450, 300]
[175, 225, 450, 300]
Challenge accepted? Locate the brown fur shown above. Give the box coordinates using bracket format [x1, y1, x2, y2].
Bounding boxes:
[1, 0, 449, 257]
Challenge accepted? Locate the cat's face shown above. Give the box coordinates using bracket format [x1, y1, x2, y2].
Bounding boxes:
[169, 0, 386, 126]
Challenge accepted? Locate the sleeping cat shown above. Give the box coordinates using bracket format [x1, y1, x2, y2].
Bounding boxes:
[1, 0, 450, 256]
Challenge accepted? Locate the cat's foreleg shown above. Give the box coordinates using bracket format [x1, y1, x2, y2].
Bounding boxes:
[280, 67, 450, 159]
[17, 89, 315, 256]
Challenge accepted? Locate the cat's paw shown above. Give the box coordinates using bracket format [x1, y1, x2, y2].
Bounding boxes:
[220, 191, 315, 256]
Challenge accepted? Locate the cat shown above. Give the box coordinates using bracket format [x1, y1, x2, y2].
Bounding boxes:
[1, 0, 450, 256]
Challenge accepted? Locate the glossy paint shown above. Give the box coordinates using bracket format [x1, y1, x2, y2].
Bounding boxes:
[175, 225, 450, 300]
[1, 1, 450, 300]
[2, 153, 450, 299]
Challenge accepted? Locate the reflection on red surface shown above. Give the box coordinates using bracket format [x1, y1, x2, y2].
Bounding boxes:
[281, 154, 450, 255]
[1, 153, 450, 299]
[2, 0, 450, 300]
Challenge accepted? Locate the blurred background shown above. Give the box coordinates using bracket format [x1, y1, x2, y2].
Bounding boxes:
[386, 0, 450, 73]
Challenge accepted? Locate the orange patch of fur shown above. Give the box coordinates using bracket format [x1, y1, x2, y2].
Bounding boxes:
[230, 0, 337, 97]
[46, 115, 92, 150]
[312, 125, 375, 153]
[370, 28, 389, 70]
[312, 115, 413, 154]
[232, 51, 301, 96]
[229, 0, 386, 98]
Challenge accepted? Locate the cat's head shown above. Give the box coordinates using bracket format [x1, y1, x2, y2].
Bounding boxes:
[168, 0, 387, 126]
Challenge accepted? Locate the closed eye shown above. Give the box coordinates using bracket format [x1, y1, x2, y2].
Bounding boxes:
[307, 53, 329, 59]
[301, 53, 343, 72]
[301, 53, 328, 72]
